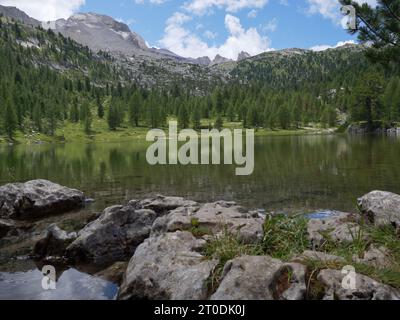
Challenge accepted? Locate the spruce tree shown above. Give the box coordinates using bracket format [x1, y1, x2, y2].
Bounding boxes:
[129, 91, 141, 127]
[3, 95, 17, 140]
[178, 105, 190, 129]
[214, 114, 224, 130]
[191, 106, 201, 130]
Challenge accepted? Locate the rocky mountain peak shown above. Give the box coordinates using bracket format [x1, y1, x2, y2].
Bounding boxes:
[0, 4, 40, 26]
[237, 51, 251, 61]
[54, 12, 148, 55]
[211, 54, 232, 65]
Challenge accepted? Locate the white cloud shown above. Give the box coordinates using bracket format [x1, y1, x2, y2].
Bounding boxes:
[310, 40, 356, 51]
[247, 9, 258, 18]
[262, 18, 278, 32]
[184, 0, 269, 15]
[305, 0, 377, 23]
[204, 30, 218, 39]
[159, 12, 271, 60]
[0, 0, 85, 21]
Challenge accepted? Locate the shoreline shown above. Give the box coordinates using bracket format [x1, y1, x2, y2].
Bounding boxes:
[0, 126, 337, 146]
[0, 180, 399, 300]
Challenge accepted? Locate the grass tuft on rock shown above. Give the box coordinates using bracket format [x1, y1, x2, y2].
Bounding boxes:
[262, 214, 310, 261]
[203, 230, 263, 293]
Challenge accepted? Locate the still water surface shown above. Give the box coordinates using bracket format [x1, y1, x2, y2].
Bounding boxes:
[1, 134, 400, 299]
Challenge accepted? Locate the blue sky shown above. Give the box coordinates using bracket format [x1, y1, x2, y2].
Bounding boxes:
[0, 0, 377, 59]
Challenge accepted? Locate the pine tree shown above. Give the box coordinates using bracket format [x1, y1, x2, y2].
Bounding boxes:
[81, 100, 92, 134]
[214, 114, 224, 130]
[351, 72, 384, 129]
[129, 91, 141, 127]
[70, 99, 80, 123]
[97, 95, 104, 119]
[278, 104, 291, 129]
[108, 102, 119, 130]
[340, 0, 400, 66]
[191, 105, 201, 130]
[178, 105, 190, 129]
[3, 95, 17, 140]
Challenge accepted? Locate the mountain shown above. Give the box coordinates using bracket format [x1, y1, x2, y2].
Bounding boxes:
[0, 4, 371, 92]
[54, 13, 148, 55]
[226, 45, 367, 88]
[237, 51, 251, 61]
[0, 5, 40, 26]
[211, 54, 232, 65]
[2, 4, 391, 141]
[193, 56, 212, 66]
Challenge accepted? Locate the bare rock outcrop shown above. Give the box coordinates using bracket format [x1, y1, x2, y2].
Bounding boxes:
[118, 231, 218, 300]
[211, 256, 307, 300]
[358, 191, 400, 231]
[0, 180, 85, 220]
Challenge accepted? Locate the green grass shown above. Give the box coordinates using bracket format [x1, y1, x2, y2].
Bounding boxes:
[203, 229, 263, 293]
[201, 213, 400, 291]
[0, 118, 336, 145]
[262, 214, 310, 261]
[304, 222, 400, 289]
[185, 218, 213, 238]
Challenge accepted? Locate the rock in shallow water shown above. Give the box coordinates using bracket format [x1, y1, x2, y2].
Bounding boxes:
[0, 180, 85, 220]
[118, 231, 218, 300]
[66, 204, 158, 267]
[33, 224, 77, 259]
[358, 190, 400, 231]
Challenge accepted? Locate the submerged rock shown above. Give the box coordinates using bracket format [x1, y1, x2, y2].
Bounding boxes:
[0, 219, 15, 238]
[66, 204, 158, 267]
[95, 261, 128, 285]
[317, 269, 400, 300]
[118, 231, 217, 300]
[0, 180, 85, 220]
[33, 224, 77, 259]
[211, 256, 306, 300]
[358, 191, 400, 231]
[151, 201, 264, 244]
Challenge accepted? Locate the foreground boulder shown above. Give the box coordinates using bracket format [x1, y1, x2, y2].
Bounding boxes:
[317, 269, 400, 300]
[118, 231, 218, 300]
[33, 224, 77, 259]
[358, 191, 400, 231]
[307, 211, 363, 248]
[211, 256, 307, 300]
[0, 180, 85, 220]
[152, 201, 264, 244]
[66, 203, 158, 267]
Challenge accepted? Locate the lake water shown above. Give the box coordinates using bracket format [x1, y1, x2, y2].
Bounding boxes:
[1, 134, 399, 214]
[1, 134, 400, 299]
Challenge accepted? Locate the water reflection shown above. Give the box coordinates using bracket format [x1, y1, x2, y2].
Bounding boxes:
[0, 267, 118, 300]
[0, 135, 399, 213]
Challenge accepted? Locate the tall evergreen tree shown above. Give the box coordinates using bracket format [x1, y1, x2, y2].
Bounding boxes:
[3, 95, 17, 140]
